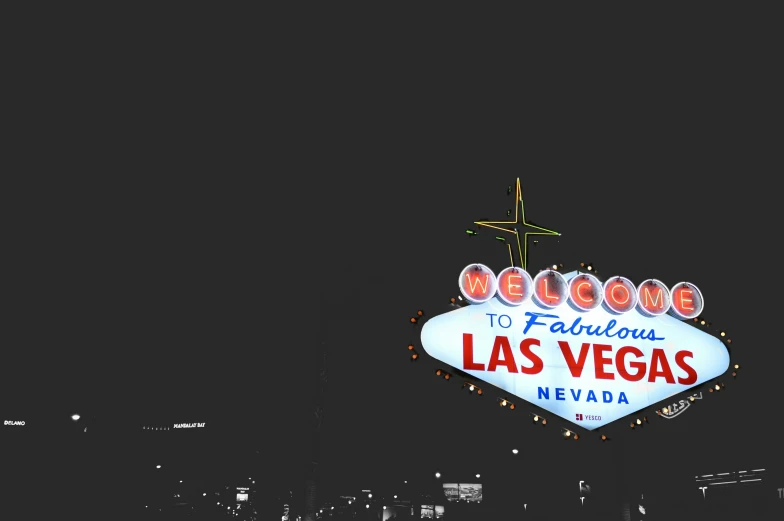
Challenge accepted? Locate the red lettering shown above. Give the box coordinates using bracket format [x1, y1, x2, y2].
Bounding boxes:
[609, 282, 629, 305]
[462, 333, 485, 371]
[507, 274, 523, 296]
[675, 350, 697, 385]
[488, 336, 518, 373]
[557, 341, 591, 378]
[519, 338, 543, 375]
[642, 286, 664, 309]
[543, 278, 558, 300]
[678, 289, 693, 311]
[465, 273, 490, 295]
[615, 346, 645, 382]
[593, 344, 614, 380]
[647, 348, 675, 383]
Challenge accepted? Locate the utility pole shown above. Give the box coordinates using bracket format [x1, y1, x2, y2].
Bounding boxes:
[304, 350, 328, 521]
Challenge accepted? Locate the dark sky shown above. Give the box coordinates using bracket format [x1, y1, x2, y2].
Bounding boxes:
[2, 25, 783, 519]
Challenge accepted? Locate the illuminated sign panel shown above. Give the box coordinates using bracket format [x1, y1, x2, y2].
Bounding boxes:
[172, 423, 205, 428]
[458, 484, 482, 502]
[422, 269, 728, 430]
[3, 421, 25, 426]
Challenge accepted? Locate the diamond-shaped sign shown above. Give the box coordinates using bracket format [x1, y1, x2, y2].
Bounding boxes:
[421, 271, 729, 430]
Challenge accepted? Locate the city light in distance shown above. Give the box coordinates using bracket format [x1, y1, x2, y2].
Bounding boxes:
[366, 504, 369, 509]
[156, 465, 161, 469]
[476, 474, 480, 478]
[393, 495, 397, 499]
[435, 472, 441, 478]
[71, 414, 80, 421]
[512, 449, 519, 454]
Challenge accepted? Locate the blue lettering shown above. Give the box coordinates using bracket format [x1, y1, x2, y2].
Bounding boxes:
[521, 313, 664, 341]
[602, 391, 612, 403]
[567, 317, 582, 334]
[498, 314, 512, 328]
[586, 390, 597, 402]
[618, 392, 629, 404]
[600, 319, 618, 337]
[584, 324, 602, 336]
[523, 312, 560, 334]
[556, 388, 565, 400]
[538, 387, 549, 400]
[550, 321, 568, 334]
[486, 313, 497, 327]
[570, 389, 581, 401]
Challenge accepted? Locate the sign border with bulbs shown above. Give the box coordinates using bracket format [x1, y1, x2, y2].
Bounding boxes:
[409, 178, 739, 439]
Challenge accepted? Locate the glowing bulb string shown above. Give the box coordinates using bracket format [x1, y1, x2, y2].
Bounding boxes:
[412, 296, 739, 428]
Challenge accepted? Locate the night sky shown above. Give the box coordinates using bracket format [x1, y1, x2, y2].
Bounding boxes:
[2, 31, 783, 519]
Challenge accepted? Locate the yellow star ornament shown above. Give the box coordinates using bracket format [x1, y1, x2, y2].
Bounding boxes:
[474, 178, 561, 270]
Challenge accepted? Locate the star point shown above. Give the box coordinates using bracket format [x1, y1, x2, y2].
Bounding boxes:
[474, 178, 561, 270]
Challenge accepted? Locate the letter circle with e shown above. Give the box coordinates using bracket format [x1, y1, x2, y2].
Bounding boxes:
[496, 266, 533, 306]
[532, 270, 568, 308]
[568, 272, 603, 311]
[669, 282, 703, 320]
[602, 276, 637, 314]
[458, 264, 498, 304]
[637, 279, 671, 316]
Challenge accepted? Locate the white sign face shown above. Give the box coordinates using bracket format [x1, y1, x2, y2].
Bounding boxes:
[421, 271, 729, 430]
[3, 421, 25, 426]
[172, 423, 205, 428]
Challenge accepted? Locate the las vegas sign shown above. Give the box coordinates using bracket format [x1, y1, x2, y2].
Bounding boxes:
[420, 264, 729, 430]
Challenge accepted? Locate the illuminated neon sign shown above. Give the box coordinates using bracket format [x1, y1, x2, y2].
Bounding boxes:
[459, 264, 703, 320]
[3, 420, 25, 426]
[424, 266, 727, 430]
[418, 178, 732, 431]
[173, 423, 205, 428]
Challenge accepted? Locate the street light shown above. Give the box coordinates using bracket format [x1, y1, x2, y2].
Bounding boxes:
[435, 472, 441, 478]
[71, 414, 80, 421]
[156, 465, 161, 469]
[476, 474, 480, 478]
